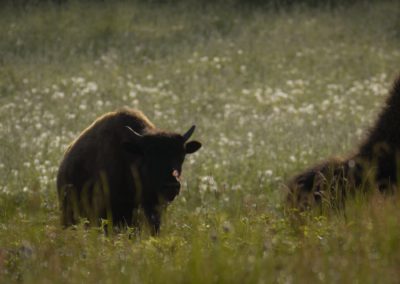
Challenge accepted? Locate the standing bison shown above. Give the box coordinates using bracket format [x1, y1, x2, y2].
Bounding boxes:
[286, 75, 400, 209]
[57, 108, 202, 234]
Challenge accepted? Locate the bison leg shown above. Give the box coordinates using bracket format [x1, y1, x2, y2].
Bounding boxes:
[144, 207, 161, 236]
[59, 184, 80, 227]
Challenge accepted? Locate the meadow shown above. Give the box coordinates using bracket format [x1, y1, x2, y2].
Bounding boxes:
[0, 0, 400, 282]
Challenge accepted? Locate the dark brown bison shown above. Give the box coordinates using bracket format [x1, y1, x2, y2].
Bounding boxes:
[286, 75, 400, 209]
[57, 108, 202, 234]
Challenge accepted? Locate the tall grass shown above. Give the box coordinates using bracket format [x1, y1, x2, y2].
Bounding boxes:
[0, 0, 400, 282]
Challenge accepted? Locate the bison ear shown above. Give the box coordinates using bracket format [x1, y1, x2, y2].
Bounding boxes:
[185, 141, 202, 154]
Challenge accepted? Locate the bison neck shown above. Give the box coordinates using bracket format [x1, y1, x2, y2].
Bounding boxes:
[358, 77, 400, 160]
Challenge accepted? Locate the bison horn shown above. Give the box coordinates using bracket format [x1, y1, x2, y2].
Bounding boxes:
[183, 125, 196, 141]
[125, 126, 143, 138]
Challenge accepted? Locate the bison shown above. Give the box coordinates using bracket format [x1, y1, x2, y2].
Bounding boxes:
[57, 108, 202, 234]
[286, 75, 400, 209]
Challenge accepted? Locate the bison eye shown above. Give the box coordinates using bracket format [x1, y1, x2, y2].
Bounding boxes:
[122, 142, 143, 156]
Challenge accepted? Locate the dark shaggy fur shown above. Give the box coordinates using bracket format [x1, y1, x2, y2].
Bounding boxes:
[286, 75, 400, 209]
[57, 109, 202, 234]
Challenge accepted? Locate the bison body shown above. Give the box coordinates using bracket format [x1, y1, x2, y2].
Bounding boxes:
[286, 75, 400, 209]
[57, 109, 201, 234]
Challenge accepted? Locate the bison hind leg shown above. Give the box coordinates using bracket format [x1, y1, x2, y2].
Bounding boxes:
[59, 184, 80, 227]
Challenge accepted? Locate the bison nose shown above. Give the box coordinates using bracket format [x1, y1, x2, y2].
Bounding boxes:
[172, 169, 180, 178]
[172, 169, 180, 180]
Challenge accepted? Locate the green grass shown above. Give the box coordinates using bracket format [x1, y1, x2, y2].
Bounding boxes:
[0, 0, 400, 282]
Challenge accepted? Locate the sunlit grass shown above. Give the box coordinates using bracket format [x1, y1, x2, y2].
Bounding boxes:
[0, 0, 400, 283]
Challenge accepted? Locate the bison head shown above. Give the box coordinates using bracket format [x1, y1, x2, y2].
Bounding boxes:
[123, 125, 201, 203]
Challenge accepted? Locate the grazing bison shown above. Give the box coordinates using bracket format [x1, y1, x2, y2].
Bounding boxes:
[286, 75, 400, 209]
[57, 108, 202, 234]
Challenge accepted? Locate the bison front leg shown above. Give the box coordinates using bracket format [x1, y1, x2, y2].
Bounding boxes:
[144, 207, 161, 236]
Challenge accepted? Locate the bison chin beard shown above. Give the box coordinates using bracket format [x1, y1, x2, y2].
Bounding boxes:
[159, 182, 181, 203]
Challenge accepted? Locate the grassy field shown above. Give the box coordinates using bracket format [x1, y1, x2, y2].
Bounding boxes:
[1, 0, 400, 282]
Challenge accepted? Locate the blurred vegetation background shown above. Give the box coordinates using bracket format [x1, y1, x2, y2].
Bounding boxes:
[0, 0, 381, 9]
